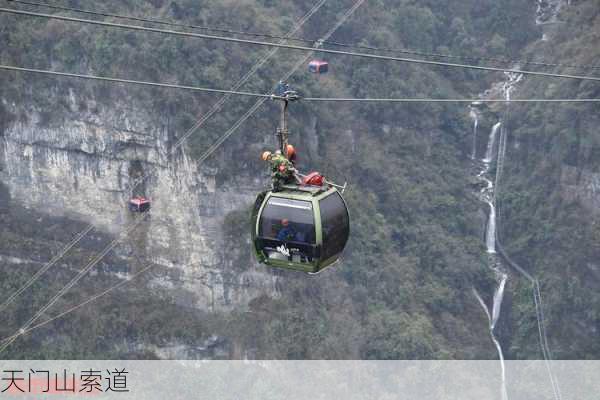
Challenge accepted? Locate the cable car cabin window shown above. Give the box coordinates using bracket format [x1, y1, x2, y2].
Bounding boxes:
[259, 198, 316, 244]
[319, 192, 349, 260]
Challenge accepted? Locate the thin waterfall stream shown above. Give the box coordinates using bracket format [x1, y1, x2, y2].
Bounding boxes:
[470, 71, 522, 400]
[467, 2, 566, 397]
[470, 107, 479, 159]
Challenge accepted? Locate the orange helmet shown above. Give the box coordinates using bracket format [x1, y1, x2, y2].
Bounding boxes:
[286, 144, 296, 159]
[261, 151, 272, 161]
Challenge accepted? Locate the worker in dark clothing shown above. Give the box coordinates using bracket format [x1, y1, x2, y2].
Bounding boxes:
[275, 81, 290, 97]
[262, 150, 299, 191]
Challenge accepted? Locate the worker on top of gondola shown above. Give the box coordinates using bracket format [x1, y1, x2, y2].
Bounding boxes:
[286, 144, 297, 166]
[275, 81, 290, 98]
[261, 150, 299, 191]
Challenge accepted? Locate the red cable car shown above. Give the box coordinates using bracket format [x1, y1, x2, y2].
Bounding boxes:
[308, 60, 329, 74]
[129, 196, 151, 213]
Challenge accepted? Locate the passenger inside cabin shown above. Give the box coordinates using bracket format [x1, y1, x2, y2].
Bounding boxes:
[276, 219, 296, 241]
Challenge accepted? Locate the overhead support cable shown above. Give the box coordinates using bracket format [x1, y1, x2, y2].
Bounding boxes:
[2, 7, 600, 82]
[6, 0, 600, 72]
[0, 0, 367, 350]
[3, 65, 600, 102]
[0, 213, 151, 353]
[0, 0, 334, 352]
[4, 0, 317, 42]
[0, 0, 327, 316]
[0, 225, 94, 314]
[301, 97, 600, 103]
[0, 65, 279, 98]
[0, 262, 156, 346]
[4, 64, 600, 102]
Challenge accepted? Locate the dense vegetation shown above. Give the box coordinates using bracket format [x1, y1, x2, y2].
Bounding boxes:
[0, 0, 598, 360]
[496, 2, 600, 359]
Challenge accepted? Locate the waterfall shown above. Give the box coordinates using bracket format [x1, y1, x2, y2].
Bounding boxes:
[474, 288, 509, 400]
[486, 201, 497, 254]
[470, 108, 479, 159]
[468, 70, 525, 399]
[495, 124, 507, 193]
[483, 123, 501, 163]
[491, 272, 508, 330]
[495, 72, 522, 198]
[503, 72, 524, 102]
[472, 123, 506, 394]
[1, 137, 10, 176]
[468, 3, 565, 397]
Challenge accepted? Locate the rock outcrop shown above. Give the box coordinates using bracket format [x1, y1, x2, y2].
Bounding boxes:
[0, 89, 277, 313]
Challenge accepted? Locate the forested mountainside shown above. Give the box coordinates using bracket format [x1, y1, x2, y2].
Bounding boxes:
[0, 0, 597, 360]
[496, 2, 600, 358]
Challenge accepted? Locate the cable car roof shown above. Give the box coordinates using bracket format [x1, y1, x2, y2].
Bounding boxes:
[272, 184, 335, 198]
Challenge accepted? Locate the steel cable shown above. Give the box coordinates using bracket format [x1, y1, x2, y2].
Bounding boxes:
[0, 0, 329, 351]
[6, 0, 600, 72]
[2, 7, 600, 82]
[0, 0, 366, 350]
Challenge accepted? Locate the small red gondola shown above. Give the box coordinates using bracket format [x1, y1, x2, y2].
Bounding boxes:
[308, 60, 329, 73]
[129, 196, 151, 213]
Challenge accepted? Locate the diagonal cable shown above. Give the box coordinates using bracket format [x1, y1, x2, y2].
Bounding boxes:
[0, 0, 326, 331]
[0, 0, 327, 312]
[0, 0, 366, 349]
[0, 213, 150, 353]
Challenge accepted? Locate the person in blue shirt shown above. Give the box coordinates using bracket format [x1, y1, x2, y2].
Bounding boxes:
[276, 219, 296, 241]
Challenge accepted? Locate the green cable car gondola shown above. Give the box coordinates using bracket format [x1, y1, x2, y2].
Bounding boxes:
[252, 83, 350, 273]
[251, 184, 349, 274]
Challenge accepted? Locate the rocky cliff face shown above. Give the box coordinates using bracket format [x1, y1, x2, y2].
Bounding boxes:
[560, 166, 600, 214]
[536, 0, 568, 25]
[0, 87, 278, 312]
